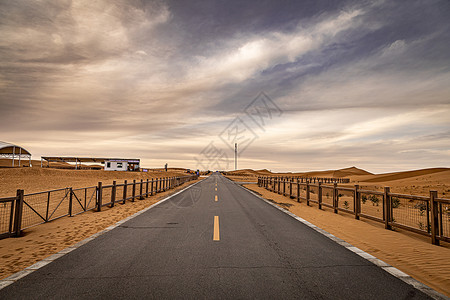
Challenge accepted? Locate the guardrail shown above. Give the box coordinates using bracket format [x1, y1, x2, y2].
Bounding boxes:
[0, 175, 198, 239]
[257, 176, 450, 246]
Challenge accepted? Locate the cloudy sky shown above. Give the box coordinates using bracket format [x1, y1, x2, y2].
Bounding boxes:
[1, 0, 449, 173]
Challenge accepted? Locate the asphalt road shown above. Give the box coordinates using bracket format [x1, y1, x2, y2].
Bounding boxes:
[0, 173, 432, 299]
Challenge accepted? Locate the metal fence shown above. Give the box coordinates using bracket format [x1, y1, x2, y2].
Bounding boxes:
[0, 175, 198, 240]
[258, 176, 450, 246]
[0, 195, 18, 239]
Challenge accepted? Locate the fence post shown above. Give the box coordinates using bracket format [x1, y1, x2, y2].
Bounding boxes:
[97, 182, 103, 212]
[278, 177, 281, 194]
[333, 183, 338, 213]
[140, 179, 144, 200]
[132, 180, 136, 202]
[306, 181, 310, 206]
[46, 191, 50, 221]
[111, 181, 116, 208]
[289, 179, 293, 198]
[151, 178, 154, 195]
[297, 179, 300, 203]
[123, 180, 127, 204]
[430, 191, 439, 245]
[146, 179, 149, 197]
[13, 189, 24, 237]
[384, 187, 392, 230]
[69, 188, 73, 216]
[354, 185, 360, 220]
[283, 178, 286, 196]
[318, 182, 322, 209]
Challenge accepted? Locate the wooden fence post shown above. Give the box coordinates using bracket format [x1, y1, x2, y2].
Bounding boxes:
[151, 179, 154, 195]
[97, 182, 103, 212]
[140, 179, 144, 200]
[297, 179, 300, 203]
[146, 179, 149, 197]
[289, 179, 293, 198]
[333, 183, 338, 214]
[318, 182, 322, 209]
[111, 181, 116, 208]
[13, 189, 24, 237]
[354, 184, 360, 220]
[69, 188, 73, 216]
[283, 178, 286, 196]
[277, 177, 281, 194]
[132, 180, 136, 202]
[123, 180, 127, 204]
[306, 181, 310, 206]
[430, 191, 439, 245]
[384, 187, 392, 230]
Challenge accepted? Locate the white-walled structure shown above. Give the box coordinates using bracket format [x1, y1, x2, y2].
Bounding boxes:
[104, 160, 128, 171]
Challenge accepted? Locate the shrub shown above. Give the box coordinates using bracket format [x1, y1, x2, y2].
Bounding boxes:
[343, 201, 349, 209]
[392, 197, 400, 208]
[414, 203, 427, 216]
[361, 195, 367, 204]
[369, 195, 379, 206]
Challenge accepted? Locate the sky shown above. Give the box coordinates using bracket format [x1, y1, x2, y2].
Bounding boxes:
[1, 0, 449, 173]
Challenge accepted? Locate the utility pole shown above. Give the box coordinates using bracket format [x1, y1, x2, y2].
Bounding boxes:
[235, 143, 237, 170]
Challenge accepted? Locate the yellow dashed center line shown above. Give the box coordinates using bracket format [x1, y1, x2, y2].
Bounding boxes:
[213, 216, 220, 241]
[215, 187, 217, 191]
[215, 195, 218, 202]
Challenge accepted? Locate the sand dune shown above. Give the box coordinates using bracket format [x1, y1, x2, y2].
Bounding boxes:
[0, 167, 191, 197]
[358, 168, 450, 183]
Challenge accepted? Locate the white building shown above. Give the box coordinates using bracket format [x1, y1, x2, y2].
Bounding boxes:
[104, 159, 140, 171]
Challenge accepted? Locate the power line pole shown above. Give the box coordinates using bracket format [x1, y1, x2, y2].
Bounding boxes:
[235, 143, 237, 170]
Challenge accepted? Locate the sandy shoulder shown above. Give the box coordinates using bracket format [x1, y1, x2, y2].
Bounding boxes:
[243, 183, 450, 297]
[0, 179, 200, 280]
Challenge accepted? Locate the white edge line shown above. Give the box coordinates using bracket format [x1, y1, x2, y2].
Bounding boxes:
[0, 178, 206, 291]
[229, 178, 449, 300]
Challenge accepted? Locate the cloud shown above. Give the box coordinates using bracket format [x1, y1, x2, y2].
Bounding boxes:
[0, 0, 449, 172]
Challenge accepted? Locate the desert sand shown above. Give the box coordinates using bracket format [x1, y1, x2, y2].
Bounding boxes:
[0, 164, 192, 198]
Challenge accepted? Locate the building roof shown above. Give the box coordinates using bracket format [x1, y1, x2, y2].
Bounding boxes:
[41, 157, 140, 164]
[0, 141, 31, 155]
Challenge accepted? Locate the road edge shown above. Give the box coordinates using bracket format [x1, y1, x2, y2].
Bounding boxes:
[228, 178, 448, 300]
[0, 177, 207, 291]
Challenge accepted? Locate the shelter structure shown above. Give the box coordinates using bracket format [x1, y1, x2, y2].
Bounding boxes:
[41, 156, 140, 171]
[0, 141, 32, 167]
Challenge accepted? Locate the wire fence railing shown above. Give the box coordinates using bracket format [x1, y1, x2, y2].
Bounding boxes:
[0, 175, 198, 240]
[258, 176, 450, 246]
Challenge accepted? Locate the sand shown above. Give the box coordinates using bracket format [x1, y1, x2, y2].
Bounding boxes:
[0, 166, 191, 198]
[242, 183, 450, 297]
[0, 178, 200, 280]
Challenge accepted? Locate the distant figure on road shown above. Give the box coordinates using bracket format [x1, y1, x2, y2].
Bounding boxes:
[165, 163, 168, 172]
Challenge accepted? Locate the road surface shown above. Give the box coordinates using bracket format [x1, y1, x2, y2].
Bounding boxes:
[0, 173, 432, 299]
